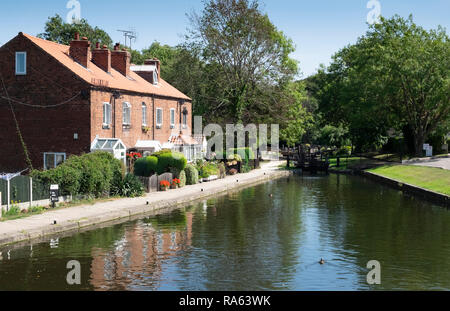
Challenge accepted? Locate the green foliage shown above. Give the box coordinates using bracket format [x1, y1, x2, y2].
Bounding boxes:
[199, 163, 220, 179]
[152, 151, 187, 175]
[280, 82, 315, 147]
[156, 153, 174, 175]
[38, 14, 113, 47]
[111, 174, 144, 198]
[31, 152, 122, 197]
[185, 0, 298, 124]
[315, 15, 450, 155]
[185, 164, 199, 185]
[134, 156, 159, 177]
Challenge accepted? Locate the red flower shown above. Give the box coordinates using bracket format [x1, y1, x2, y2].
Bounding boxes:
[160, 180, 171, 187]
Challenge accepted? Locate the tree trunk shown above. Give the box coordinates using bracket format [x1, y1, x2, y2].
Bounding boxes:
[414, 132, 426, 157]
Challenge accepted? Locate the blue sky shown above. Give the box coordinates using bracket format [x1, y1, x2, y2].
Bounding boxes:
[0, 0, 448, 77]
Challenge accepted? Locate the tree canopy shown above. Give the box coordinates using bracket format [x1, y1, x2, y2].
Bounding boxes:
[38, 14, 113, 48]
[314, 15, 450, 155]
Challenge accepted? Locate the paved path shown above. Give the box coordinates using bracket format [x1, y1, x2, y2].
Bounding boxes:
[404, 155, 450, 170]
[0, 161, 288, 247]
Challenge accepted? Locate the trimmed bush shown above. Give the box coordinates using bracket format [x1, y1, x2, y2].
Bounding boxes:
[134, 156, 158, 177]
[200, 163, 220, 179]
[185, 164, 199, 185]
[170, 152, 187, 171]
[156, 153, 173, 174]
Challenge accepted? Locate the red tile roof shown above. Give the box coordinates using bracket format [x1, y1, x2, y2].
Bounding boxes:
[23, 33, 191, 101]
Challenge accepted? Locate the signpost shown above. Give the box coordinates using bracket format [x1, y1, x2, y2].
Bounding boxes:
[50, 185, 59, 208]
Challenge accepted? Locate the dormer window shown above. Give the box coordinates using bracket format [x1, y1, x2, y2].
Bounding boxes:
[15, 52, 27, 75]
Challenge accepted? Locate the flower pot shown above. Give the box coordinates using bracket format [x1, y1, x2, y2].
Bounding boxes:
[160, 187, 168, 192]
[170, 184, 178, 190]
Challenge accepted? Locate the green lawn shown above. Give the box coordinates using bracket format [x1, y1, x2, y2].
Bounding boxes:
[368, 165, 450, 196]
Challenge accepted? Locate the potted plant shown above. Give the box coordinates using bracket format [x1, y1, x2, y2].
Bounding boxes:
[171, 178, 181, 189]
[160, 180, 170, 191]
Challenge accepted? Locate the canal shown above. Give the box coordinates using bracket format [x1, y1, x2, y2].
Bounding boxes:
[0, 174, 449, 291]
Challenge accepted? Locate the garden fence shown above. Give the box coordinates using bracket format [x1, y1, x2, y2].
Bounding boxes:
[0, 175, 49, 211]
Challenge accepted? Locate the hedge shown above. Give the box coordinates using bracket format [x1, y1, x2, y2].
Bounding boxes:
[185, 164, 199, 185]
[31, 151, 124, 197]
[134, 156, 158, 177]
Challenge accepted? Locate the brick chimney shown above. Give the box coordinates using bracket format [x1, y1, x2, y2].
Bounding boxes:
[69, 33, 91, 68]
[111, 43, 131, 77]
[92, 43, 111, 73]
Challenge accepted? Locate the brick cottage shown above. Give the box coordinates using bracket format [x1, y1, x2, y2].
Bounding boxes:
[0, 32, 204, 172]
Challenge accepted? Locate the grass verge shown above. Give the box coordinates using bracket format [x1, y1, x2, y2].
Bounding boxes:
[367, 165, 450, 196]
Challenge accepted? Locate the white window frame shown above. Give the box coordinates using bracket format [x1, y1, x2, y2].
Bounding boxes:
[142, 103, 147, 126]
[103, 102, 112, 127]
[156, 108, 163, 128]
[43, 152, 66, 170]
[15, 52, 27, 75]
[123, 102, 131, 126]
[170, 108, 175, 129]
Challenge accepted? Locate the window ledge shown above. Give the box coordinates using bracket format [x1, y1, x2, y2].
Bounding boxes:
[123, 124, 131, 129]
[156, 125, 162, 129]
[102, 124, 111, 129]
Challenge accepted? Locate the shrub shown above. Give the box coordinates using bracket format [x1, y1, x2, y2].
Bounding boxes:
[134, 157, 149, 177]
[156, 152, 173, 174]
[200, 163, 220, 179]
[32, 151, 123, 197]
[170, 152, 187, 171]
[134, 156, 158, 177]
[185, 164, 199, 185]
[111, 174, 144, 198]
[179, 170, 187, 187]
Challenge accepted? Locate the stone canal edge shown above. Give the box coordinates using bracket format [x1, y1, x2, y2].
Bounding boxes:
[0, 161, 292, 248]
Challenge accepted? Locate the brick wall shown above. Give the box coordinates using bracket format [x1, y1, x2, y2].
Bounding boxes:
[0, 34, 91, 171]
[90, 89, 192, 149]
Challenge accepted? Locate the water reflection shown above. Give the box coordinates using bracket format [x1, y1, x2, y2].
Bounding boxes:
[0, 174, 449, 291]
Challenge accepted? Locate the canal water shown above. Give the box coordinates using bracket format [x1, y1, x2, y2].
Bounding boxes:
[0, 174, 449, 291]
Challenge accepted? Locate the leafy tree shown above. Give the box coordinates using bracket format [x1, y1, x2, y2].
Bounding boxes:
[280, 82, 314, 147]
[186, 0, 298, 123]
[316, 15, 450, 155]
[38, 14, 113, 48]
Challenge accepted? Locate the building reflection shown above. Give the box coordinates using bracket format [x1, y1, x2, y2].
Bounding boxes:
[90, 211, 193, 290]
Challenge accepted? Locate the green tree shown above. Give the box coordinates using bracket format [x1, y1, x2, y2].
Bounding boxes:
[280, 82, 314, 147]
[187, 0, 298, 123]
[38, 14, 113, 48]
[316, 15, 450, 155]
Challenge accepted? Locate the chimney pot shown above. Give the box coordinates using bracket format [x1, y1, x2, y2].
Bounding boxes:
[74, 32, 80, 40]
[82, 36, 88, 41]
[96, 42, 100, 49]
[102, 45, 108, 49]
